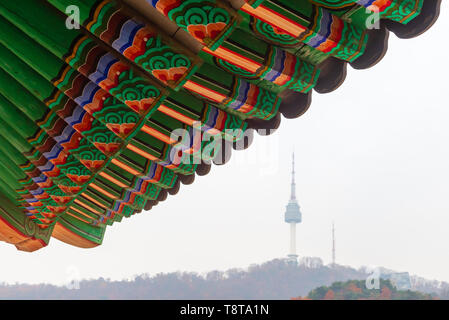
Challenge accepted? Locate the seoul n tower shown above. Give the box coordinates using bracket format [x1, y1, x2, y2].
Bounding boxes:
[284, 153, 302, 262]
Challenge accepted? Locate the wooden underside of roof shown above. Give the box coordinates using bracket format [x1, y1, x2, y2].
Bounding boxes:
[52, 223, 100, 249]
[0, 0, 442, 251]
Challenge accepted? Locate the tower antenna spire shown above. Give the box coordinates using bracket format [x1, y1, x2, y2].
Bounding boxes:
[290, 153, 296, 200]
[285, 152, 302, 264]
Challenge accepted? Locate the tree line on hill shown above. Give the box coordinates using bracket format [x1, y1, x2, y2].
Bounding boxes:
[293, 279, 435, 300]
[0, 258, 448, 299]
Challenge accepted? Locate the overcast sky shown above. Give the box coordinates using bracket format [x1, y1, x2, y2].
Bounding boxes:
[0, 4, 448, 285]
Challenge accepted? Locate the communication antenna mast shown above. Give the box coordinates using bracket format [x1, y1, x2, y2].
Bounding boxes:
[332, 222, 336, 267]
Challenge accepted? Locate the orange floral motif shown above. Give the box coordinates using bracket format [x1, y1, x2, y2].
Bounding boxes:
[126, 98, 155, 114]
[272, 25, 290, 36]
[107, 123, 136, 137]
[187, 22, 226, 45]
[94, 142, 121, 154]
[66, 174, 91, 185]
[152, 67, 187, 86]
[44, 212, 56, 218]
[58, 185, 82, 195]
[46, 206, 67, 214]
[80, 159, 105, 171]
[50, 196, 72, 204]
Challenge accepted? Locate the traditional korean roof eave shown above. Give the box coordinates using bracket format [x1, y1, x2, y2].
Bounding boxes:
[124, 0, 444, 219]
[0, 192, 53, 251]
[0, 0, 442, 251]
[383, 0, 442, 39]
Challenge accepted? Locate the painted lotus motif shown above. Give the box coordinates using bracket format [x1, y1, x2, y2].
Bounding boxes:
[187, 22, 227, 45]
[94, 142, 121, 154]
[152, 67, 188, 85]
[107, 123, 136, 137]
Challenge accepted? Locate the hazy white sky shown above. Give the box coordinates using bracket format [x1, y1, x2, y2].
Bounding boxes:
[1, 4, 448, 285]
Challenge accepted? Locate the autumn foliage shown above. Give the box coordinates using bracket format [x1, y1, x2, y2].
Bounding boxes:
[293, 279, 435, 300]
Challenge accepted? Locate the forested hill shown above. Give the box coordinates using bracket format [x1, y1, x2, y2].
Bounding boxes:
[0, 258, 447, 299]
[294, 279, 435, 300]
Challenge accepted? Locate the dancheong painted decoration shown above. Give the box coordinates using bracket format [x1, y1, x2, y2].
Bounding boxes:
[0, 0, 441, 251]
